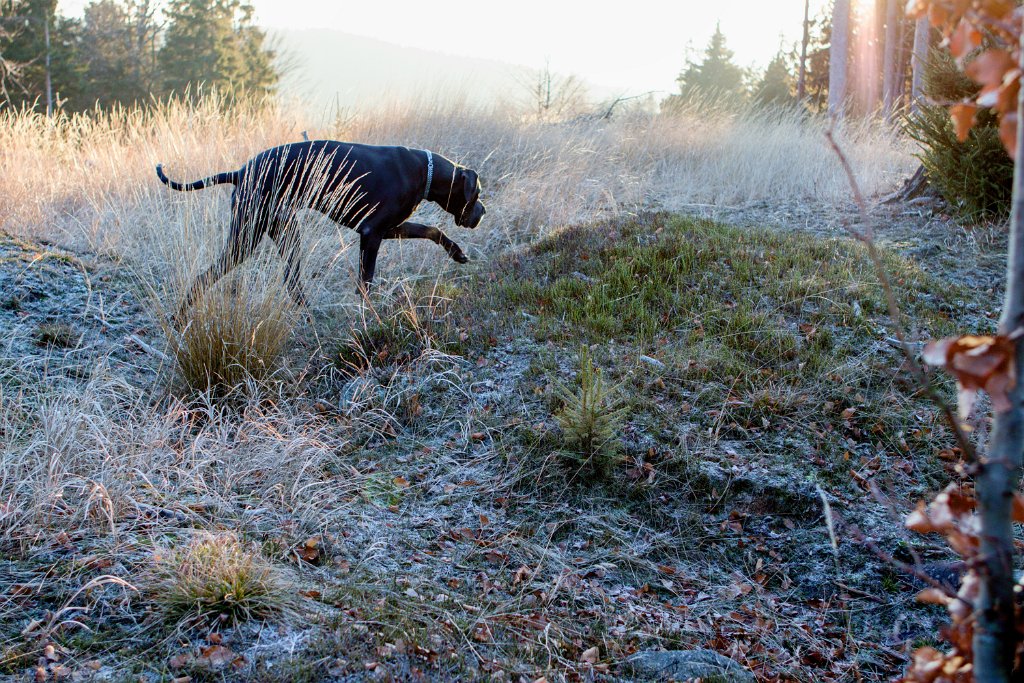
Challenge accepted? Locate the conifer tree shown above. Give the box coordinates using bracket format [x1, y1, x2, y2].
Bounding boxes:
[754, 50, 795, 108]
[80, 0, 159, 107]
[160, 0, 276, 100]
[0, 0, 83, 112]
[666, 23, 746, 108]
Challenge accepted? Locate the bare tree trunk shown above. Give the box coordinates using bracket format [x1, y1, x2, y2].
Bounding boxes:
[797, 0, 810, 102]
[43, 11, 51, 116]
[895, 14, 910, 108]
[973, 28, 1024, 683]
[866, 0, 885, 114]
[911, 17, 929, 111]
[882, 0, 899, 120]
[829, 0, 850, 118]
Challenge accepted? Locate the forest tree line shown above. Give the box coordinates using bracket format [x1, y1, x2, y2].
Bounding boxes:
[0, 0, 958, 118]
[0, 0, 276, 113]
[666, 0, 933, 118]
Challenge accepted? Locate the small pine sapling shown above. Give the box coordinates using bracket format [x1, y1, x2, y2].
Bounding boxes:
[554, 346, 628, 479]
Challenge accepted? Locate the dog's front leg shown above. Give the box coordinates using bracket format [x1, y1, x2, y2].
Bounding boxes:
[385, 222, 468, 263]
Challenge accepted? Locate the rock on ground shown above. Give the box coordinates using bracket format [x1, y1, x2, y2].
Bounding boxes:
[620, 649, 756, 682]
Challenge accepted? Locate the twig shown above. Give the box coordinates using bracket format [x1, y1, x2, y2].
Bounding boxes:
[125, 334, 170, 362]
[824, 128, 977, 462]
[850, 526, 973, 609]
[834, 581, 887, 604]
[883, 336, 924, 352]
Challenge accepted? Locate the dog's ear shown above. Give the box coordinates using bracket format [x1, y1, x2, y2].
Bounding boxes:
[462, 168, 479, 204]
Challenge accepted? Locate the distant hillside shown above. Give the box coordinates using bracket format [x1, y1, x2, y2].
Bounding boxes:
[272, 28, 635, 116]
[273, 28, 535, 113]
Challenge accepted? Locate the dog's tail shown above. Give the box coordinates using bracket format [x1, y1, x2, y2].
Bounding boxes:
[156, 164, 239, 192]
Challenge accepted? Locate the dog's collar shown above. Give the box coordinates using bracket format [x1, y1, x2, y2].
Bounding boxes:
[424, 149, 434, 201]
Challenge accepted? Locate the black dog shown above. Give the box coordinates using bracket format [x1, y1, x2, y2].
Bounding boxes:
[156, 140, 485, 319]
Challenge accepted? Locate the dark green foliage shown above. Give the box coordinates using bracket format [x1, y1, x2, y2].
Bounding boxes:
[922, 47, 978, 103]
[664, 23, 747, 109]
[753, 50, 795, 109]
[79, 0, 160, 107]
[906, 103, 1013, 221]
[160, 0, 277, 101]
[0, 0, 277, 112]
[0, 0, 85, 111]
[905, 47, 1013, 222]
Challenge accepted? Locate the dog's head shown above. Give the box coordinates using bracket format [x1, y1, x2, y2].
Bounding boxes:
[451, 167, 486, 228]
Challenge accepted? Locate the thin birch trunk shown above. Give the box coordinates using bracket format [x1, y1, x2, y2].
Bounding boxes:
[43, 12, 51, 116]
[829, 0, 850, 118]
[973, 27, 1024, 683]
[882, 0, 899, 120]
[797, 0, 810, 102]
[911, 17, 929, 111]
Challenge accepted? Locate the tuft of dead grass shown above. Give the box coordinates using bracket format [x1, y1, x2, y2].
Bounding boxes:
[167, 280, 297, 397]
[148, 532, 294, 629]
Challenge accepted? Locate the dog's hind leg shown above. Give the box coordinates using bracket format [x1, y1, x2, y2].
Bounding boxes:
[270, 213, 310, 310]
[175, 200, 260, 324]
[175, 250, 237, 325]
[384, 221, 468, 263]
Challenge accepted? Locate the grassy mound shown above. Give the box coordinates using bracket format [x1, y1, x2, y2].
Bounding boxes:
[446, 213, 986, 484]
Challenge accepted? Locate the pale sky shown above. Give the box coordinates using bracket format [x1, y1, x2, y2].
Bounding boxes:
[59, 1, 835, 96]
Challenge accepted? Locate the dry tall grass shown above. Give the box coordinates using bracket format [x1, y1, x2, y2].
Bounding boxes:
[0, 94, 912, 254]
[0, 95, 913, 342]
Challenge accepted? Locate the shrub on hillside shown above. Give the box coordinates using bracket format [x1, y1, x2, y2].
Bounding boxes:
[904, 48, 1013, 222]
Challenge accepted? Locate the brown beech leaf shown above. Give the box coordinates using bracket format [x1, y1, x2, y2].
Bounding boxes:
[916, 588, 952, 606]
[928, 4, 951, 27]
[197, 645, 236, 669]
[966, 49, 1015, 88]
[512, 565, 532, 585]
[294, 536, 322, 563]
[579, 646, 600, 664]
[1001, 111, 1019, 158]
[995, 70, 1020, 117]
[932, 484, 976, 523]
[982, 0, 1018, 19]
[1013, 493, 1024, 522]
[472, 622, 492, 642]
[950, 103, 978, 142]
[923, 333, 1017, 416]
[949, 19, 982, 60]
[911, 646, 944, 677]
[168, 653, 192, 670]
[906, 501, 937, 533]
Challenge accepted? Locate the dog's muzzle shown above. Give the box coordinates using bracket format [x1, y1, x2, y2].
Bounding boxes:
[459, 201, 486, 228]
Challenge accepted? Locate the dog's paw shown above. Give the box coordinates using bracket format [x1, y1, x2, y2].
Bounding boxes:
[451, 249, 469, 264]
